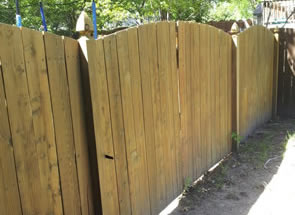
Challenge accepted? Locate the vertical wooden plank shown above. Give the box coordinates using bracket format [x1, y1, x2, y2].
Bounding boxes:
[231, 34, 238, 152]
[185, 23, 194, 180]
[103, 34, 132, 215]
[127, 28, 151, 214]
[138, 24, 165, 214]
[0, 63, 22, 215]
[178, 21, 188, 184]
[78, 37, 102, 215]
[179, 21, 194, 182]
[199, 24, 209, 172]
[169, 22, 182, 194]
[190, 23, 202, 179]
[0, 23, 45, 215]
[216, 30, 223, 158]
[209, 27, 218, 165]
[157, 21, 177, 203]
[44, 32, 81, 215]
[227, 35, 233, 153]
[21, 27, 63, 215]
[223, 32, 228, 156]
[87, 39, 120, 215]
[64, 37, 96, 215]
[219, 31, 228, 157]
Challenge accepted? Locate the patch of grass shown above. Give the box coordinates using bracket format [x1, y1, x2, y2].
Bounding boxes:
[184, 177, 192, 191]
[214, 164, 228, 189]
[240, 133, 275, 168]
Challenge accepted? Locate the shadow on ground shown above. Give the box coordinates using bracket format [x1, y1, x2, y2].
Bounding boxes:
[170, 119, 295, 215]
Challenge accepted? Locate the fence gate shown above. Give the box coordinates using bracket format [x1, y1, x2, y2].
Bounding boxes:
[236, 26, 275, 139]
[87, 21, 233, 215]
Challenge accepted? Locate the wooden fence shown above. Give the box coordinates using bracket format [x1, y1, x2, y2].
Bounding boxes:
[0, 23, 99, 215]
[277, 28, 295, 118]
[0, 21, 277, 215]
[87, 21, 233, 215]
[235, 26, 275, 140]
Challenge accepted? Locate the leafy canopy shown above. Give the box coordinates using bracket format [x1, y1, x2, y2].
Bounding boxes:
[0, 0, 260, 36]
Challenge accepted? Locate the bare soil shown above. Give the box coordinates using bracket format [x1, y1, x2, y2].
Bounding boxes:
[171, 119, 295, 215]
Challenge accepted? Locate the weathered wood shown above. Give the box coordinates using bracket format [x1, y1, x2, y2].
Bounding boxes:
[157, 21, 177, 203]
[0, 23, 45, 215]
[0, 60, 22, 215]
[103, 34, 132, 215]
[86, 39, 120, 215]
[22, 27, 63, 215]
[237, 26, 275, 140]
[138, 23, 165, 214]
[64, 37, 96, 215]
[44, 32, 81, 215]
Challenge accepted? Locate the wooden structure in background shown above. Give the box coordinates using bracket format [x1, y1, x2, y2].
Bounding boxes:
[276, 28, 295, 117]
[0, 23, 99, 215]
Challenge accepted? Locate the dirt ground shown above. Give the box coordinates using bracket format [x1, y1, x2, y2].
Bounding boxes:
[170, 119, 295, 215]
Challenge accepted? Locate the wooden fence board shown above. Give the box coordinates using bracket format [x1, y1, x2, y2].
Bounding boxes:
[0, 62, 22, 215]
[103, 34, 132, 215]
[87, 39, 120, 215]
[0, 23, 46, 215]
[169, 22, 182, 194]
[190, 23, 201, 180]
[227, 35, 233, 153]
[199, 24, 210, 172]
[44, 32, 81, 215]
[64, 37, 96, 215]
[157, 21, 177, 203]
[210, 26, 218, 165]
[21, 28, 63, 215]
[138, 23, 165, 214]
[127, 27, 151, 214]
[178, 21, 187, 185]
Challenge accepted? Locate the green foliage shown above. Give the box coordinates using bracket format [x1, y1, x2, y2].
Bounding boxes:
[0, 0, 259, 36]
[208, 0, 262, 21]
[231, 132, 242, 144]
[184, 177, 192, 191]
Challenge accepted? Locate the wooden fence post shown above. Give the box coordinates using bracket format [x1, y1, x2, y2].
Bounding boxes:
[76, 11, 102, 215]
[272, 27, 279, 119]
[230, 22, 240, 152]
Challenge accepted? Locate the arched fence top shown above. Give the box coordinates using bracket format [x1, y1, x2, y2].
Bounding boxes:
[238, 25, 274, 39]
[97, 21, 233, 43]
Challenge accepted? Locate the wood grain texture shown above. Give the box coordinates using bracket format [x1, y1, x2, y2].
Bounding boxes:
[138, 23, 165, 214]
[103, 34, 132, 215]
[237, 26, 275, 140]
[22, 27, 63, 215]
[44, 32, 81, 215]
[0, 57, 22, 215]
[87, 39, 120, 215]
[64, 37, 96, 215]
[0, 23, 45, 215]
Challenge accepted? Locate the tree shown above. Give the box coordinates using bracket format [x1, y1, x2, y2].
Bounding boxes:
[208, 0, 262, 21]
[0, 0, 240, 37]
